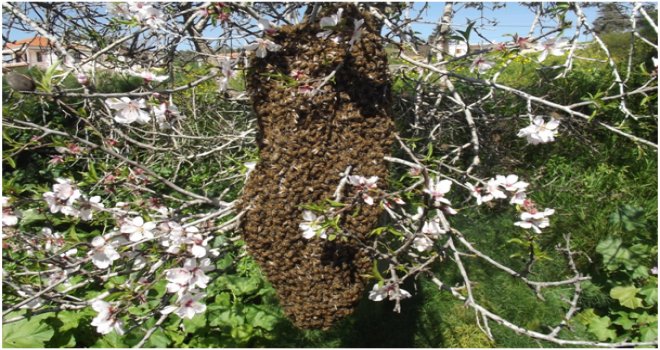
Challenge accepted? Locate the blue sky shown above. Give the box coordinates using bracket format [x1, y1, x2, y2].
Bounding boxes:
[1, 2, 604, 47]
[408, 2, 599, 43]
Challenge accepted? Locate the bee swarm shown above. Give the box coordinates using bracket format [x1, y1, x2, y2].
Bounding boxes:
[239, 6, 394, 330]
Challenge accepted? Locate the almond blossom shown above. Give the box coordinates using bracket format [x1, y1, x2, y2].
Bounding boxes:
[424, 177, 453, 207]
[245, 38, 281, 58]
[496, 174, 529, 193]
[218, 58, 235, 92]
[128, 69, 168, 83]
[161, 292, 207, 319]
[470, 55, 495, 74]
[422, 219, 445, 237]
[132, 3, 165, 28]
[517, 116, 560, 145]
[78, 195, 104, 221]
[257, 18, 277, 36]
[348, 18, 364, 48]
[536, 37, 568, 62]
[43, 178, 81, 215]
[91, 300, 124, 335]
[347, 175, 378, 205]
[105, 97, 151, 124]
[412, 235, 434, 252]
[2, 196, 18, 227]
[183, 227, 211, 258]
[368, 283, 412, 302]
[153, 102, 184, 129]
[509, 190, 527, 205]
[299, 210, 327, 239]
[165, 267, 192, 295]
[514, 208, 555, 234]
[184, 258, 214, 289]
[89, 236, 122, 269]
[121, 216, 157, 242]
[317, 8, 343, 40]
[465, 182, 489, 205]
[76, 73, 89, 85]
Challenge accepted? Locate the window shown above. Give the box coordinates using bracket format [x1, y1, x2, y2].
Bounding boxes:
[15, 53, 24, 62]
[73, 51, 82, 61]
[3, 54, 12, 63]
[36, 52, 43, 62]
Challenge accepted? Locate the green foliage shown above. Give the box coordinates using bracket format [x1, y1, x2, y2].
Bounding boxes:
[573, 204, 657, 343]
[3, 312, 55, 348]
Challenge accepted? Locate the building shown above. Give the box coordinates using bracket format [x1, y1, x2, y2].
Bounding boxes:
[2, 36, 93, 71]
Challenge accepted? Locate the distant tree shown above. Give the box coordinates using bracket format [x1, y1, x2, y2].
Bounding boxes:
[592, 3, 630, 33]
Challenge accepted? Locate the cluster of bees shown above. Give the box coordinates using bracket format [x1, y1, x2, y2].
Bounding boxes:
[239, 5, 394, 329]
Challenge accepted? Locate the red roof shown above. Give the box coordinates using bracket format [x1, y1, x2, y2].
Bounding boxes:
[4, 36, 51, 49]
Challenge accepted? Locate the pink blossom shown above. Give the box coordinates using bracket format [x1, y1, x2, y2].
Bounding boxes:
[470, 55, 494, 74]
[91, 300, 124, 335]
[244, 38, 281, 58]
[161, 293, 207, 319]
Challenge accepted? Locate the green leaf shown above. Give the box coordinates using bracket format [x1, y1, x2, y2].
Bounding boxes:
[639, 283, 658, 306]
[92, 331, 127, 348]
[612, 313, 636, 330]
[145, 328, 171, 348]
[248, 310, 278, 331]
[5, 156, 16, 169]
[19, 208, 46, 227]
[610, 286, 643, 309]
[640, 326, 658, 342]
[2, 316, 55, 348]
[587, 316, 616, 341]
[182, 313, 206, 334]
[575, 308, 598, 325]
[55, 310, 83, 332]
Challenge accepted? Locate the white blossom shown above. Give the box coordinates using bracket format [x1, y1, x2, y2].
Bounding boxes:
[257, 18, 277, 35]
[514, 208, 555, 234]
[78, 195, 104, 221]
[510, 190, 527, 205]
[183, 227, 211, 258]
[368, 283, 412, 302]
[128, 69, 168, 83]
[485, 178, 507, 200]
[153, 102, 184, 129]
[536, 37, 568, 62]
[43, 178, 81, 215]
[470, 55, 495, 74]
[165, 267, 192, 295]
[496, 174, 529, 193]
[424, 177, 453, 208]
[121, 216, 157, 242]
[130, 3, 165, 28]
[2, 196, 18, 227]
[89, 236, 122, 269]
[245, 38, 281, 58]
[161, 292, 207, 319]
[91, 300, 124, 335]
[184, 258, 214, 289]
[299, 210, 326, 239]
[218, 58, 235, 92]
[317, 8, 343, 40]
[105, 97, 151, 124]
[412, 236, 434, 252]
[348, 18, 364, 48]
[347, 175, 378, 205]
[465, 182, 488, 205]
[422, 219, 445, 238]
[517, 116, 560, 145]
